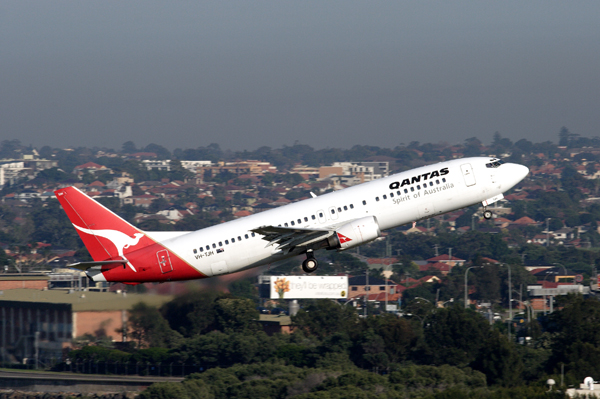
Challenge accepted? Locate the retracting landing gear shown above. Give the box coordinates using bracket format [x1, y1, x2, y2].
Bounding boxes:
[302, 250, 318, 273]
[483, 209, 493, 220]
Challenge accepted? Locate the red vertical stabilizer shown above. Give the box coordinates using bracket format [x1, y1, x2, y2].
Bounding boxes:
[54, 187, 154, 261]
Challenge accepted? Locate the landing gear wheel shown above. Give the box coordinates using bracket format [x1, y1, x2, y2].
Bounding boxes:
[483, 210, 493, 220]
[302, 256, 318, 273]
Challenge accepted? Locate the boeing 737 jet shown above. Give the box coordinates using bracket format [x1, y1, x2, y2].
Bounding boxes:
[55, 157, 528, 284]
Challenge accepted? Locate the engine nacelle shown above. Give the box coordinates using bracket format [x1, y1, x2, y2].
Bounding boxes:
[326, 216, 381, 250]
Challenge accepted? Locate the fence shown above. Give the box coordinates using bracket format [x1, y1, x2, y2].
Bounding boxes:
[2, 360, 204, 377]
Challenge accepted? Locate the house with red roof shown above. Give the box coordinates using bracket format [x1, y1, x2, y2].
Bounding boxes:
[511, 216, 537, 226]
[234, 210, 252, 218]
[426, 254, 466, 267]
[88, 180, 105, 188]
[419, 262, 452, 275]
[73, 162, 111, 178]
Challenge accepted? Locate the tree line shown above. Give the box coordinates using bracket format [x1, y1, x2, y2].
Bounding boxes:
[51, 287, 600, 398]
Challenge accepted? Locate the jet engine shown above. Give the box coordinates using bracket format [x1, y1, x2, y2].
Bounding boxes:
[325, 216, 381, 250]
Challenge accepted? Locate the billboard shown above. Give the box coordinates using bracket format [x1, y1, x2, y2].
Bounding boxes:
[270, 276, 348, 299]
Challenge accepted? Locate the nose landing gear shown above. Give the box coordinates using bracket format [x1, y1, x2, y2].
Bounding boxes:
[302, 250, 318, 273]
[483, 209, 493, 220]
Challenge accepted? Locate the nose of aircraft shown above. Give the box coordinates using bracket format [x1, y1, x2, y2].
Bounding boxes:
[505, 163, 529, 187]
[516, 164, 529, 181]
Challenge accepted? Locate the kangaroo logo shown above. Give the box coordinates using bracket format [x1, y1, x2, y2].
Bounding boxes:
[73, 224, 144, 272]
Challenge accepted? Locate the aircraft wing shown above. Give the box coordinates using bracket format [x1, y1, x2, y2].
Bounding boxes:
[251, 220, 354, 252]
[251, 225, 334, 253]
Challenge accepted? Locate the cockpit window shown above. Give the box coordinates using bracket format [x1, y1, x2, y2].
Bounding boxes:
[486, 159, 505, 168]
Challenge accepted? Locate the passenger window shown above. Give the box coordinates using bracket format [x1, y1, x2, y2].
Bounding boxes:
[225, 240, 229, 245]
[410, 187, 414, 192]
[245, 234, 249, 239]
[231, 238, 235, 243]
[350, 204, 354, 209]
[304, 217, 308, 222]
[212, 243, 216, 248]
[291, 221, 295, 226]
[417, 185, 421, 190]
[238, 236, 242, 241]
[298, 219, 302, 224]
[436, 180, 440, 184]
[343, 205, 348, 211]
[218, 242, 222, 246]
[193, 249, 197, 254]
[376, 197, 380, 202]
[251, 233, 255, 237]
[337, 207, 341, 212]
[362, 200, 366, 205]
[404, 189, 408, 194]
[319, 212, 324, 217]
[312, 215, 316, 220]
[429, 182, 433, 187]
[331, 209, 335, 214]
[206, 245, 210, 250]
[390, 193, 394, 197]
[383, 195, 387, 200]
[285, 223, 289, 227]
[200, 247, 204, 252]
[397, 191, 401, 196]
[442, 178, 446, 183]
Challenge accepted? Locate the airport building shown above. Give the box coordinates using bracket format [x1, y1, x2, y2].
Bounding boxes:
[0, 289, 171, 365]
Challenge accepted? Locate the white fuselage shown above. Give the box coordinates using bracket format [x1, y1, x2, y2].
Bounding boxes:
[147, 157, 528, 277]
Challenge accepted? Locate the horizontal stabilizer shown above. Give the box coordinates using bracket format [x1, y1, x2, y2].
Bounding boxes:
[68, 260, 127, 271]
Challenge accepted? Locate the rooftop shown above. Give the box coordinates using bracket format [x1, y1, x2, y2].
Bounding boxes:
[0, 289, 172, 312]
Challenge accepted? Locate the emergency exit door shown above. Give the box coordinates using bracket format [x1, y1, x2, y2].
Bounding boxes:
[157, 249, 173, 273]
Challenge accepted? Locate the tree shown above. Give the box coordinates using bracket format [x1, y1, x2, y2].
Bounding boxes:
[419, 306, 490, 366]
[473, 329, 523, 386]
[0, 248, 13, 268]
[129, 302, 181, 348]
[160, 291, 219, 336]
[213, 297, 261, 333]
[138, 381, 190, 399]
[362, 313, 416, 364]
[122, 141, 137, 154]
[143, 143, 171, 159]
[559, 126, 575, 146]
[547, 295, 600, 383]
[228, 279, 258, 301]
[292, 299, 359, 339]
[472, 263, 501, 303]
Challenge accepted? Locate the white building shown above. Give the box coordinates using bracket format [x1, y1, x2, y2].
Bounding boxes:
[0, 162, 30, 186]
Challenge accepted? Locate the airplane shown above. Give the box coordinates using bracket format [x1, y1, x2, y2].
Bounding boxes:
[54, 157, 528, 284]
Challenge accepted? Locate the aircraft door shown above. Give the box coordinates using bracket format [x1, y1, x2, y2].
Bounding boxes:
[156, 249, 173, 273]
[317, 210, 327, 224]
[328, 207, 339, 220]
[460, 163, 476, 187]
[210, 261, 229, 276]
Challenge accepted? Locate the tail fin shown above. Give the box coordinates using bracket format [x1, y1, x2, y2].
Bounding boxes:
[55, 187, 153, 261]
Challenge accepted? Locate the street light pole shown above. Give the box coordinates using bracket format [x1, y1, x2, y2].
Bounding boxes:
[507, 264, 512, 324]
[464, 266, 482, 309]
[364, 268, 369, 318]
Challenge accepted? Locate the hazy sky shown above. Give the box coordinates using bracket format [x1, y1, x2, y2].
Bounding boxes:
[2, 1, 599, 151]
